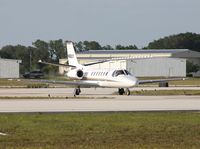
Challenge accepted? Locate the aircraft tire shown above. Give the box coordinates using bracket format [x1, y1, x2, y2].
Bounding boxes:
[118, 88, 125, 95]
[74, 87, 81, 96]
[125, 88, 130, 96]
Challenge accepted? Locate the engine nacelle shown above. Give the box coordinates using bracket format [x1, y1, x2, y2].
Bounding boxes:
[66, 69, 84, 80]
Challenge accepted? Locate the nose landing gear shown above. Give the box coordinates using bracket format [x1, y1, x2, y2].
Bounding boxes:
[118, 88, 130, 96]
[74, 87, 81, 97]
[118, 88, 125, 95]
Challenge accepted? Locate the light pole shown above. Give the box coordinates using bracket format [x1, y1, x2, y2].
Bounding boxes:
[30, 50, 32, 72]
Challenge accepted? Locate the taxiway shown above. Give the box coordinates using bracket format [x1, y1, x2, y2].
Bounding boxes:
[0, 87, 200, 113]
[0, 87, 199, 97]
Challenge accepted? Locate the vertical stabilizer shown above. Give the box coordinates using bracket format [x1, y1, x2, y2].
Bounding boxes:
[66, 42, 79, 67]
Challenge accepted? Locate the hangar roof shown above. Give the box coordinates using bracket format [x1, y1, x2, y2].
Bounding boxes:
[172, 50, 200, 58]
[0, 58, 22, 63]
[77, 49, 188, 54]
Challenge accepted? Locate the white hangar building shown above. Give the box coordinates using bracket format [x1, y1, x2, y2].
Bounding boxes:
[59, 49, 200, 77]
[0, 58, 21, 78]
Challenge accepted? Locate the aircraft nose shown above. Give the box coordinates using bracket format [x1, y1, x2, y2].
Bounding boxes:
[125, 77, 138, 87]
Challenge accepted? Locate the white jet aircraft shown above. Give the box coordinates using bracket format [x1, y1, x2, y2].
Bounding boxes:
[38, 42, 184, 96]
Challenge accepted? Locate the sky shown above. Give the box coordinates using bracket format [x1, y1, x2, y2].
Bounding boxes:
[0, 0, 200, 48]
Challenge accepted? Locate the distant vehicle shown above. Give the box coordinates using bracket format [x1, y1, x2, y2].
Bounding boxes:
[23, 70, 44, 78]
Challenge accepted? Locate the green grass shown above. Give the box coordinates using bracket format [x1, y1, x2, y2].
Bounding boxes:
[0, 78, 64, 88]
[0, 79, 28, 87]
[0, 96, 113, 100]
[0, 112, 200, 149]
[131, 89, 200, 96]
[169, 77, 200, 86]
[0, 79, 49, 87]
[138, 77, 200, 86]
[0, 77, 200, 88]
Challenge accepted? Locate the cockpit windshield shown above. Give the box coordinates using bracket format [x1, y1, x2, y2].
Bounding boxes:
[124, 70, 131, 75]
[112, 69, 132, 77]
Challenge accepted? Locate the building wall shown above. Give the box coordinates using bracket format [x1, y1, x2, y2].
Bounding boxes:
[127, 58, 186, 77]
[59, 58, 186, 77]
[77, 53, 172, 60]
[59, 50, 189, 77]
[87, 60, 127, 70]
[0, 59, 21, 78]
[59, 51, 172, 74]
[172, 50, 200, 66]
[59, 59, 126, 74]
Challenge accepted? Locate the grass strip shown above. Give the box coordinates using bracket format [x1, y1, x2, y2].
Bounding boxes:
[131, 89, 200, 96]
[0, 96, 113, 100]
[1, 78, 200, 87]
[0, 112, 200, 149]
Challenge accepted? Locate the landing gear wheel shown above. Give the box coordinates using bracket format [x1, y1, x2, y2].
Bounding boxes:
[118, 88, 125, 95]
[125, 88, 130, 96]
[74, 87, 81, 96]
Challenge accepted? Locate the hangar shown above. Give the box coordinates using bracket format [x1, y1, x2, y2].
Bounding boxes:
[0, 58, 21, 78]
[171, 50, 200, 77]
[59, 49, 200, 77]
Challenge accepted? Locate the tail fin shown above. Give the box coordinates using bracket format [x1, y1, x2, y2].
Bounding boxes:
[66, 42, 79, 67]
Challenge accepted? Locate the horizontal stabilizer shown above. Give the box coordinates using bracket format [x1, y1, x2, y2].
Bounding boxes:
[38, 60, 76, 68]
[83, 56, 171, 67]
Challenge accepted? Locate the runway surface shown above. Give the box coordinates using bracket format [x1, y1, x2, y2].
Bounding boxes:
[0, 87, 199, 97]
[0, 87, 200, 112]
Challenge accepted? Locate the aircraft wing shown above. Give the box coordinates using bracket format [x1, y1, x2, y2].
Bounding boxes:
[138, 78, 185, 84]
[29, 79, 100, 87]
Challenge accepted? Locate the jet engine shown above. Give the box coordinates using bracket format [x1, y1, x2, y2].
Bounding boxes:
[66, 69, 84, 80]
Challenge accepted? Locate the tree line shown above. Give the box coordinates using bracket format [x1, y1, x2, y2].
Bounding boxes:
[0, 32, 200, 74]
[0, 40, 138, 74]
[146, 32, 200, 52]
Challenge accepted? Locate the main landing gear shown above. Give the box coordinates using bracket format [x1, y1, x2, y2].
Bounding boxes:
[74, 87, 81, 97]
[118, 88, 130, 96]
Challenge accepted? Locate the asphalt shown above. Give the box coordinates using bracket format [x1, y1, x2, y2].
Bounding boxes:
[0, 87, 200, 113]
[0, 87, 199, 97]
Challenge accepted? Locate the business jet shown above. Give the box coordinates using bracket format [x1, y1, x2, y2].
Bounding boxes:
[38, 42, 184, 96]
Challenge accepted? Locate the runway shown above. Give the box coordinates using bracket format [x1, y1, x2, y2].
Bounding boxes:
[0, 96, 200, 112]
[0, 87, 199, 97]
[0, 88, 200, 112]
